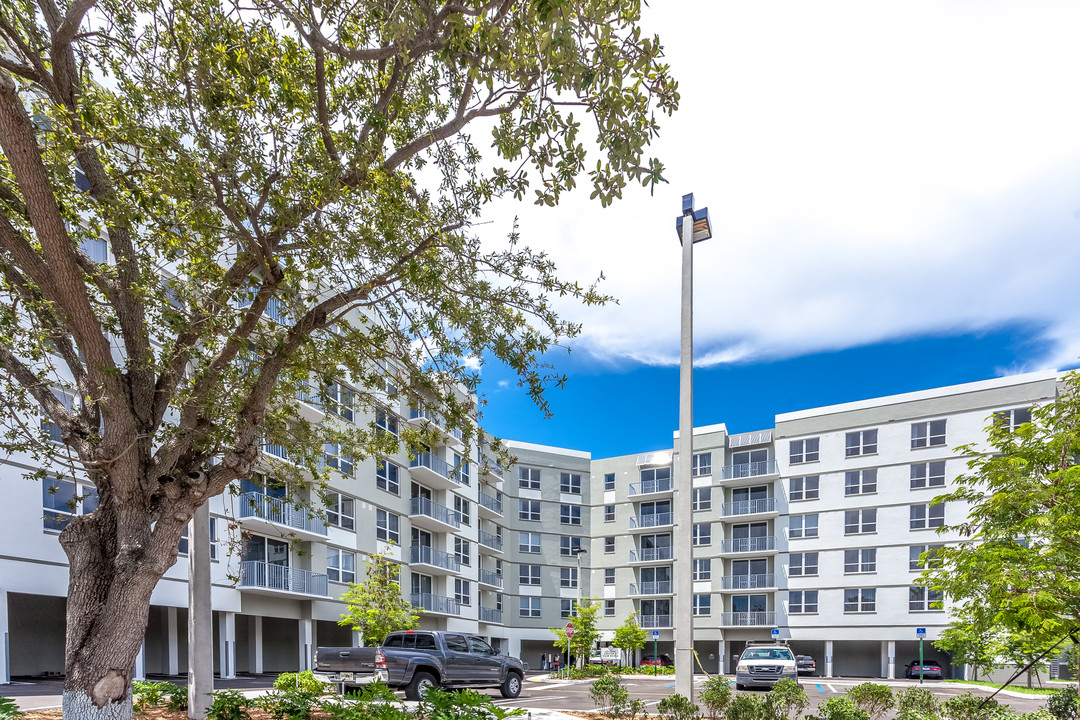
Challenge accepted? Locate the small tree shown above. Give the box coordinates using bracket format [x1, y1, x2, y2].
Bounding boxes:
[768, 678, 809, 720]
[338, 547, 422, 645]
[612, 612, 648, 667]
[550, 598, 601, 667]
[845, 683, 894, 720]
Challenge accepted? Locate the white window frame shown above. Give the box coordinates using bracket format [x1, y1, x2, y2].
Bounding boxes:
[560, 536, 582, 556]
[789, 475, 819, 501]
[560, 567, 578, 588]
[790, 514, 819, 539]
[910, 503, 945, 530]
[454, 496, 471, 526]
[375, 409, 398, 437]
[519, 467, 541, 490]
[844, 508, 877, 535]
[789, 590, 818, 614]
[327, 548, 356, 584]
[691, 487, 712, 511]
[604, 536, 616, 553]
[845, 429, 878, 457]
[376, 459, 400, 495]
[789, 551, 818, 577]
[376, 509, 400, 543]
[605, 568, 616, 585]
[604, 473, 616, 491]
[560, 504, 582, 525]
[519, 532, 541, 553]
[909, 586, 944, 612]
[692, 523, 712, 546]
[844, 588, 877, 613]
[789, 438, 820, 464]
[454, 537, 471, 567]
[909, 544, 945, 570]
[692, 558, 712, 581]
[520, 597, 541, 618]
[519, 499, 540, 522]
[845, 469, 877, 496]
[326, 492, 355, 531]
[519, 564, 541, 585]
[560, 472, 582, 494]
[604, 504, 616, 522]
[844, 548, 877, 573]
[454, 578, 471, 606]
[692, 452, 712, 477]
[910, 461, 946, 490]
[911, 419, 946, 449]
[693, 594, 711, 616]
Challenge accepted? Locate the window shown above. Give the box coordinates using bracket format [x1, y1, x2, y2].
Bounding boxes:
[376, 509, 400, 543]
[376, 460, 400, 495]
[327, 548, 356, 583]
[519, 564, 541, 585]
[375, 409, 398, 436]
[845, 508, 877, 534]
[325, 382, 354, 421]
[454, 538, 471, 567]
[693, 594, 711, 616]
[323, 443, 353, 476]
[519, 467, 541, 490]
[604, 536, 616, 553]
[453, 453, 470, 485]
[844, 548, 877, 573]
[844, 588, 877, 613]
[692, 523, 712, 546]
[454, 496, 471, 527]
[605, 600, 616, 616]
[790, 514, 818, 539]
[692, 452, 712, 477]
[692, 487, 712, 511]
[995, 407, 1032, 432]
[560, 504, 582, 525]
[560, 473, 582, 494]
[789, 476, 819, 501]
[911, 419, 947, 449]
[910, 461, 946, 489]
[561, 567, 578, 588]
[789, 552, 818, 577]
[180, 518, 219, 559]
[693, 558, 712, 581]
[789, 590, 819, 614]
[41, 388, 74, 443]
[519, 597, 541, 617]
[845, 469, 877, 495]
[519, 500, 540, 521]
[560, 536, 582, 556]
[561, 599, 577, 618]
[639, 467, 672, 493]
[845, 429, 878, 457]
[910, 503, 945, 529]
[909, 544, 945, 570]
[604, 473, 616, 491]
[519, 532, 541, 553]
[909, 586, 944, 611]
[43, 477, 97, 531]
[604, 504, 615, 522]
[605, 568, 616, 585]
[452, 579, 470, 606]
[790, 438, 820, 464]
[326, 493, 355, 530]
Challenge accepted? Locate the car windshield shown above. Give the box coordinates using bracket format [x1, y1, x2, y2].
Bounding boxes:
[743, 648, 794, 661]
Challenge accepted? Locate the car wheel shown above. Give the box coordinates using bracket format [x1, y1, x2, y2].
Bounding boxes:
[501, 672, 523, 699]
[736, 683, 745, 690]
[405, 671, 437, 701]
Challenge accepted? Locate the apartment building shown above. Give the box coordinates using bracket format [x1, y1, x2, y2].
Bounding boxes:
[0, 369, 1062, 682]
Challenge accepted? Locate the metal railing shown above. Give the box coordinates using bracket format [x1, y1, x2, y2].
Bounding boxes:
[479, 569, 503, 589]
[639, 615, 672, 628]
[722, 497, 777, 516]
[410, 545, 460, 572]
[629, 477, 673, 496]
[629, 512, 673, 530]
[409, 496, 461, 529]
[630, 547, 673, 563]
[478, 492, 503, 515]
[721, 536, 776, 553]
[720, 574, 775, 589]
[720, 611, 775, 627]
[728, 430, 773, 448]
[411, 592, 460, 615]
[260, 441, 291, 462]
[629, 581, 673, 596]
[239, 492, 327, 535]
[239, 561, 328, 596]
[410, 452, 453, 482]
[479, 607, 503, 624]
[721, 460, 778, 479]
[296, 383, 323, 411]
[479, 531, 503, 551]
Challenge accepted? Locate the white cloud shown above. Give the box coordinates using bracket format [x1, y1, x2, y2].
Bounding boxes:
[463, 356, 482, 372]
[474, 0, 1080, 372]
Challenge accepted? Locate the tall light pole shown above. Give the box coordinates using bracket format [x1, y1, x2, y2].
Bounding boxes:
[572, 546, 587, 674]
[674, 194, 712, 700]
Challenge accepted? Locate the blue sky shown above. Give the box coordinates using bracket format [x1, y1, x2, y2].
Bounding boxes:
[469, 1, 1080, 459]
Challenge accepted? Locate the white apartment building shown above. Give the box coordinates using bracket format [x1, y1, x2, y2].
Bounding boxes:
[0, 369, 1062, 682]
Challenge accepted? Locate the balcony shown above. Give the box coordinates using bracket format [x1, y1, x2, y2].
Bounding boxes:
[479, 569, 504, 590]
[629, 581, 673, 596]
[478, 491, 503, 518]
[721, 536, 777, 554]
[411, 592, 460, 617]
[719, 574, 776, 590]
[629, 547, 674, 564]
[720, 460, 779, 483]
[639, 615, 672, 629]
[409, 545, 461, 575]
[260, 441, 292, 464]
[409, 452, 459, 490]
[629, 513, 674, 532]
[479, 530, 503, 553]
[238, 492, 327, 541]
[721, 497, 778, 518]
[479, 606, 504, 625]
[409, 496, 461, 532]
[720, 611, 775, 627]
[239, 561, 328, 597]
[628, 477, 673, 497]
[295, 383, 325, 422]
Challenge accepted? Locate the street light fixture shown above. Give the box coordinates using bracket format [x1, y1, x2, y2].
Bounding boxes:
[674, 194, 711, 701]
[570, 547, 588, 678]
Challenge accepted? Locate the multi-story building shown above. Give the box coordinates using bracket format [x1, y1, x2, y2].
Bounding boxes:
[0, 369, 1062, 682]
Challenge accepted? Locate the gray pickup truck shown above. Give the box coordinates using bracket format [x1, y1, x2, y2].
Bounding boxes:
[313, 630, 526, 700]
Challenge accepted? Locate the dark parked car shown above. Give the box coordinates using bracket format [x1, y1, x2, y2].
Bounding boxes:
[641, 654, 674, 667]
[796, 655, 816, 676]
[905, 660, 943, 679]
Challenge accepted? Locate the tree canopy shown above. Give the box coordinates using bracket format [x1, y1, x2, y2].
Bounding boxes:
[612, 610, 647, 665]
[338, 547, 421, 646]
[550, 597, 600, 665]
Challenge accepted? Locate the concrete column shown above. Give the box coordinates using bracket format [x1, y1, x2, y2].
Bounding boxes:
[718, 640, 727, 674]
[188, 503, 213, 719]
[352, 630, 362, 648]
[251, 617, 263, 674]
[167, 607, 180, 676]
[507, 637, 521, 661]
[825, 639, 834, 678]
[134, 640, 146, 681]
[219, 612, 236, 679]
[887, 640, 896, 679]
[299, 619, 314, 671]
[0, 591, 9, 684]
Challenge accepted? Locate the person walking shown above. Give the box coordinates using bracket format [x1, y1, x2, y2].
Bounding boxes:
[541, 652, 547, 670]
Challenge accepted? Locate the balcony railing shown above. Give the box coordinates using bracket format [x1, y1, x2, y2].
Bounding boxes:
[478, 492, 503, 515]
[721, 460, 778, 479]
[722, 497, 777, 516]
[409, 496, 461, 529]
[630, 512, 673, 530]
[629, 477, 673, 496]
[728, 430, 773, 448]
[630, 547, 673, 563]
[410, 452, 454, 482]
[721, 536, 777, 553]
[629, 581, 673, 596]
[479, 531, 503, 552]
[410, 545, 461, 572]
[479, 607, 503, 624]
[239, 561, 328, 596]
[639, 615, 672, 628]
[260, 441, 291, 462]
[720, 573, 775, 590]
[411, 592, 460, 615]
[720, 611, 775, 627]
[479, 569, 503, 589]
[239, 492, 327, 536]
[296, 383, 323, 411]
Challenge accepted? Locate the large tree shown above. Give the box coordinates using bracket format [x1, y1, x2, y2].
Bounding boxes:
[922, 371, 1080, 687]
[0, 0, 677, 716]
[338, 546, 422, 646]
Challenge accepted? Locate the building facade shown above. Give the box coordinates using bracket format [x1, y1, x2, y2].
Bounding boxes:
[0, 369, 1062, 682]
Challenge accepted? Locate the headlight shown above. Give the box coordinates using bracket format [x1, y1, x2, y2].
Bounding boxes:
[737, 664, 748, 672]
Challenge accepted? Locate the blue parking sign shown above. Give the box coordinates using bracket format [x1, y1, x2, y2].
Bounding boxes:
[652, 630, 659, 637]
[916, 627, 926, 638]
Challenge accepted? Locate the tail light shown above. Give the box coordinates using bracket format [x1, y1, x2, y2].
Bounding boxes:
[375, 649, 387, 669]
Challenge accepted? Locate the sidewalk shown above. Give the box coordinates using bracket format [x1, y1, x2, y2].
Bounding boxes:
[4, 675, 279, 711]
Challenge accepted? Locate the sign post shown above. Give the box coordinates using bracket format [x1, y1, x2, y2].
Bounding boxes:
[652, 630, 659, 676]
[916, 628, 927, 684]
[565, 622, 575, 679]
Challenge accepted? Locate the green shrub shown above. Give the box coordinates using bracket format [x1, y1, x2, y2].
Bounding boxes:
[727, 693, 770, 720]
[809, 696, 870, 720]
[768, 678, 809, 720]
[343, 679, 400, 704]
[896, 686, 940, 720]
[259, 689, 319, 720]
[132, 680, 186, 712]
[698, 676, 732, 719]
[207, 689, 250, 720]
[591, 674, 630, 716]
[1048, 687, 1080, 720]
[418, 687, 525, 720]
[1017, 711, 1056, 720]
[274, 670, 328, 694]
[940, 692, 1010, 720]
[658, 693, 700, 720]
[846, 683, 895, 720]
[569, 665, 614, 679]
[0, 697, 24, 720]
